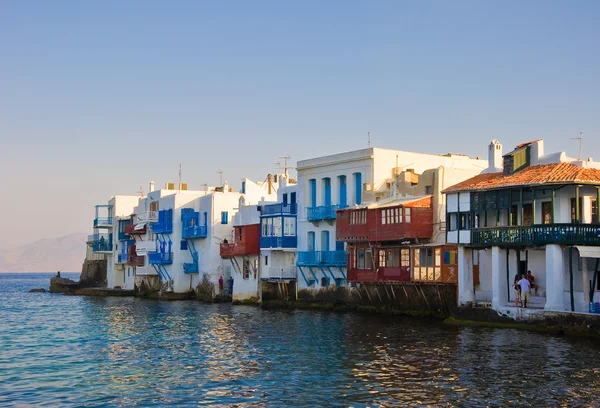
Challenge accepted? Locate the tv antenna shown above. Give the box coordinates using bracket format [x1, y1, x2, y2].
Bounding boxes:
[279, 155, 291, 179]
[178, 164, 182, 192]
[138, 185, 144, 198]
[217, 170, 223, 187]
[368, 131, 371, 148]
[570, 132, 583, 160]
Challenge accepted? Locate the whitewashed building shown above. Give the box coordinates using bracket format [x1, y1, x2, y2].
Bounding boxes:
[295, 147, 488, 291]
[88, 195, 141, 289]
[444, 139, 600, 315]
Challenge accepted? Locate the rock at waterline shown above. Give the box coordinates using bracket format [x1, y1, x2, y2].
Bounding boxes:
[49, 276, 79, 293]
[29, 288, 46, 293]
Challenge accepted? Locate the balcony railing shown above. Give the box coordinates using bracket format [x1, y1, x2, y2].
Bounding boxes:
[182, 225, 207, 239]
[93, 217, 114, 228]
[260, 236, 297, 249]
[262, 265, 297, 280]
[124, 223, 147, 235]
[90, 233, 113, 253]
[470, 224, 600, 247]
[135, 240, 157, 255]
[135, 211, 158, 223]
[183, 262, 199, 274]
[220, 242, 259, 258]
[127, 255, 145, 267]
[261, 203, 297, 216]
[307, 205, 344, 221]
[148, 252, 173, 265]
[296, 250, 347, 267]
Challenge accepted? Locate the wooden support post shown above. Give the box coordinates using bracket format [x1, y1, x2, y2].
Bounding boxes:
[519, 188, 524, 225]
[532, 188, 537, 224]
[569, 247, 575, 312]
[576, 185, 581, 223]
[506, 248, 511, 303]
[551, 189, 556, 223]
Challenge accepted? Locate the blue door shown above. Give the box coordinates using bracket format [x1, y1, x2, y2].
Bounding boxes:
[307, 231, 315, 252]
[309, 179, 317, 207]
[353, 172, 362, 205]
[323, 178, 331, 207]
[321, 230, 330, 251]
[338, 175, 347, 208]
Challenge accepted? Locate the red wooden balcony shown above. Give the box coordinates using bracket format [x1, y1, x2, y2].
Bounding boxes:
[126, 245, 145, 266]
[124, 223, 147, 235]
[336, 197, 433, 243]
[220, 224, 260, 258]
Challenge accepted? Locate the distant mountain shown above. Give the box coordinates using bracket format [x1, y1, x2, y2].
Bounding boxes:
[0, 233, 87, 273]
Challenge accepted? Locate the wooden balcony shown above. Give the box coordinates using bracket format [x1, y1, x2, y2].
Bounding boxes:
[220, 224, 260, 258]
[220, 242, 259, 258]
[470, 224, 600, 247]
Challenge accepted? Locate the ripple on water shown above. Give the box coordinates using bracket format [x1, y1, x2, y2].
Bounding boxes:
[2, 273, 600, 407]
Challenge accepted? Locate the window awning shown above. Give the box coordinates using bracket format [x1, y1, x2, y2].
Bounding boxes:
[134, 222, 147, 231]
[576, 246, 600, 258]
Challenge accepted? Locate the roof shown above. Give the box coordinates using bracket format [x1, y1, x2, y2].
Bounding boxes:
[340, 195, 431, 210]
[443, 162, 600, 193]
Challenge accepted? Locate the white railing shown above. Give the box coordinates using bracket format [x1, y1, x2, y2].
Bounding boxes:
[135, 241, 157, 255]
[263, 265, 296, 280]
[135, 210, 158, 224]
[135, 265, 157, 276]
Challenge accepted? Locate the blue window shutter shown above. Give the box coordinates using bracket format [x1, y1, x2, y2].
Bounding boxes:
[354, 173, 362, 205]
[241, 181, 246, 194]
[291, 192, 296, 204]
[309, 179, 317, 207]
[338, 175, 347, 207]
[283, 193, 288, 204]
[180, 240, 188, 250]
[323, 178, 331, 207]
[221, 211, 228, 224]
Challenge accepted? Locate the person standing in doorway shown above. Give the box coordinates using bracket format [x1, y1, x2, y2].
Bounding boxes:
[518, 273, 531, 308]
[218, 275, 224, 296]
[527, 270, 537, 296]
[227, 276, 234, 297]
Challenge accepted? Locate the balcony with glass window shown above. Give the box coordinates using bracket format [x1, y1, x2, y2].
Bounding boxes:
[307, 205, 344, 222]
[152, 209, 173, 234]
[470, 224, 600, 248]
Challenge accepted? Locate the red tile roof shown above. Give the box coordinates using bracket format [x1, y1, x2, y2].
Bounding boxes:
[443, 162, 600, 193]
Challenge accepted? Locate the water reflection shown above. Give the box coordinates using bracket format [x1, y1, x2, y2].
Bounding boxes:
[2, 274, 600, 407]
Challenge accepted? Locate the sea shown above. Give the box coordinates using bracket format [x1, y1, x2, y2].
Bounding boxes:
[1, 272, 600, 407]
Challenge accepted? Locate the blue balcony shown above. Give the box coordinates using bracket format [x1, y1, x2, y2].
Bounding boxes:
[260, 236, 297, 249]
[152, 209, 173, 234]
[183, 261, 199, 274]
[306, 205, 344, 222]
[93, 217, 114, 228]
[149, 251, 173, 265]
[296, 250, 347, 267]
[90, 233, 113, 253]
[183, 225, 207, 239]
[118, 219, 132, 241]
[261, 203, 297, 216]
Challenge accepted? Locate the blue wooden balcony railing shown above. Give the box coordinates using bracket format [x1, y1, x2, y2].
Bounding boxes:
[183, 225, 207, 239]
[306, 205, 344, 221]
[260, 236, 297, 249]
[93, 217, 114, 228]
[152, 209, 173, 234]
[148, 251, 173, 265]
[261, 203, 297, 216]
[183, 261, 199, 274]
[91, 233, 113, 252]
[296, 250, 347, 266]
[471, 224, 600, 247]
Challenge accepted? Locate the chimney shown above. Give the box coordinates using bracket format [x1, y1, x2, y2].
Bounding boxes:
[487, 139, 503, 172]
[529, 139, 544, 165]
[149, 181, 155, 193]
[279, 175, 287, 189]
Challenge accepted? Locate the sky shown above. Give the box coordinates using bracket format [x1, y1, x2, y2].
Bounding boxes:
[1, 0, 599, 249]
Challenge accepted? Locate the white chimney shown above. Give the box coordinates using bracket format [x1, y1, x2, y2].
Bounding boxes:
[149, 180, 155, 193]
[529, 139, 545, 165]
[484, 139, 503, 173]
[279, 175, 287, 189]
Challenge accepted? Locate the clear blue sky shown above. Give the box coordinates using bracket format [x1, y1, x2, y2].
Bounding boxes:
[1, 0, 599, 248]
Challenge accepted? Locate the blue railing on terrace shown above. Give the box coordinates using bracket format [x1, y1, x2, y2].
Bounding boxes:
[306, 205, 344, 221]
[296, 250, 347, 266]
[183, 225, 208, 239]
[471, 224, 600, 247]
[183, 261, 199, 274]
[148, 251, 173, 265]
[261, 203, 297, 216]
[93, 217, 114, 228]
[152, 209, 173, 234]
[260, 236, 297, 249]
[90, 233, 113, 252]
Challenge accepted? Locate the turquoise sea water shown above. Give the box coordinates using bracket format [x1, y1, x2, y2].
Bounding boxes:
[1, 273, 600, 407]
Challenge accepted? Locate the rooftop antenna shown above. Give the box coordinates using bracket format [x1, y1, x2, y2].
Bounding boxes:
[217, 170, 223, 187]
[368, 131, 371, 148]
[279, 155, 291, 179]
[138, 185, 144, 198]
[570, 132, 583, 161]
[178, 164, 182, 192]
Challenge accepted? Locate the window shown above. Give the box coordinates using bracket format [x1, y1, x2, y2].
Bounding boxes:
[592, 199, 598, 224]
[254, 259, 258, 279]
[542, 201, 552, 224]
[321, 277, 330, 287]
[381, 207, 403, 224]
[291, 192, 296, 204]
[308, 179, 317, 207]
[448, 213, 458, 231]
[404, 208, 411, 223]
[400, 249, 410, 267]
[365, 249, 373, 270]
[284, 217, 296, 236]
[513, 149, 527, 171]
[283, 193, 288, 204]
[150, 201, 159, 212]
[323, 178, 331, 206]
[413, 248, 441, 281]
[236, 227, 243, 242]
[351, 210, 367, 225]
[221, 211, 228, 224]
[180, 240, 188, 251]
[357, 249, 365, 269]
[510, 205, 518, 226]
[443, 249, 456, 265]
[353, 172, 362, 205]
[338, 175, 347, 207]
[379, 250, 386, 267]
[243, 260, 250, 280]
[425, 186, 433, 195]
[459, 213, 470, 229]
[273, 217, 282, 237]
[265, 255, 269, 266]
[522, 204, 533, 226]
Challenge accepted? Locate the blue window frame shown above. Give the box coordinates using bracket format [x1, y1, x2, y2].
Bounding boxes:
[221, 211, 228, 224]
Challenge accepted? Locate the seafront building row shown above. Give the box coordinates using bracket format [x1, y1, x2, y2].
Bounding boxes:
[86, 138, 600, 319]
